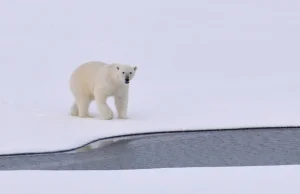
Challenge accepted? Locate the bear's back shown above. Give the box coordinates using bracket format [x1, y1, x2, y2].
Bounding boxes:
[72, 61, 108, 78]
[70, 61, 109, 95]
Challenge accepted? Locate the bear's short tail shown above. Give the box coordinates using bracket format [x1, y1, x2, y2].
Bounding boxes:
[70, 102, 78, 116]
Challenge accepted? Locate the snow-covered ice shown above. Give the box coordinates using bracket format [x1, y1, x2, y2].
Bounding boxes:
[0, 165, 299, 194]
[0, 0, 300, 154]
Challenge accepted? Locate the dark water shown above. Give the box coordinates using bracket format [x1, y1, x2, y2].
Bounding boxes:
[1, 128, 300, 170]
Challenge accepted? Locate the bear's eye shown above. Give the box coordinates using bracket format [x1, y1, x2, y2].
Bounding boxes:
[130, 72, 132, 74]
[122, 72, 125, 74]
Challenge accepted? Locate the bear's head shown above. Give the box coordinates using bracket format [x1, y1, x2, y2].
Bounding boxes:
[115, 64, 138, 85]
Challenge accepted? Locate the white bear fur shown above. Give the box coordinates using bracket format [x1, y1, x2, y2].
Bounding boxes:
[69, 61, 137, 120]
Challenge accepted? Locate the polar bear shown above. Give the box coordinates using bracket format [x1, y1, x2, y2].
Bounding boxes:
[69, 61, 137, 120]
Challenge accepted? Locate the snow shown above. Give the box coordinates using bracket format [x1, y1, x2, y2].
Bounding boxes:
[0, 165, 299, 194]
[1, 0, 300, 154]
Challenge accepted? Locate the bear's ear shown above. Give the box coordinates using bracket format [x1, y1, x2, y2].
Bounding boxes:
[116, 66, 119, 70]
[133, 66, 137, 71]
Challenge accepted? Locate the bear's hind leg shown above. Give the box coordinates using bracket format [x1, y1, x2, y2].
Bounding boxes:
[94, 89, 113, 120]
[70, 102, 78, 116]
[76, 97, 92, 118]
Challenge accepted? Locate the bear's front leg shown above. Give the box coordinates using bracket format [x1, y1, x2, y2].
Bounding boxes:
[94, 88, 113, 120]
[115, 91, 129, 119]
